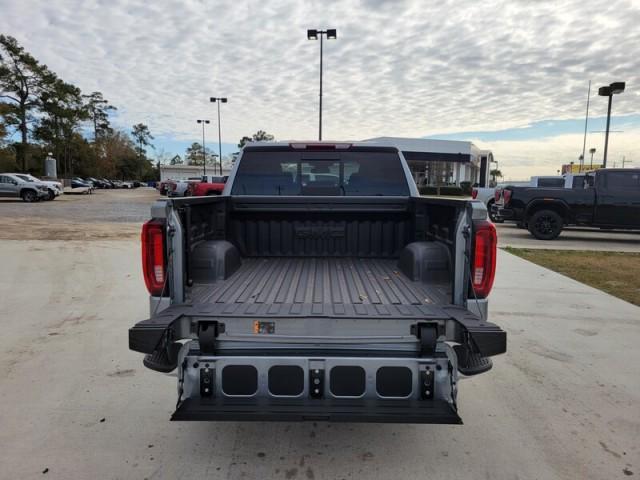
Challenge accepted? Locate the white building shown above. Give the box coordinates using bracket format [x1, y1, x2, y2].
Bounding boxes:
[365, 137, 494, 188]
[159, 165, 232, 182]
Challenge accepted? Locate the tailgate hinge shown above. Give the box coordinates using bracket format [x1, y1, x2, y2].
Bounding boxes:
[411, 322, 439, 356]
[198, 321, 223, 354]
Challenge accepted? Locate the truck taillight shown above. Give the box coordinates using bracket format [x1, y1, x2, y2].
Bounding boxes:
[471, 188, 478, 199]
[142, 219, 168, 296]
[503, 189, 512, 206]
[494, 189, 501, 202]
[471, 220, 497, 299]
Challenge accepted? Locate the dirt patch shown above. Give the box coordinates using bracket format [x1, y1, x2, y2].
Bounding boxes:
[107, 369, 136, 377]
[0, 217, 140, 241]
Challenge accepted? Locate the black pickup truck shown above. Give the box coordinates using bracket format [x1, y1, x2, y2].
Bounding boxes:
[493, 169, 640, 240]
[130, 141, 506, 424]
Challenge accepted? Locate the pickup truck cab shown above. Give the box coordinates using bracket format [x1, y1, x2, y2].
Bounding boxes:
[494, 168, 640, 239]
[186, 175, 227, 196]
[129, 142, 506, 424]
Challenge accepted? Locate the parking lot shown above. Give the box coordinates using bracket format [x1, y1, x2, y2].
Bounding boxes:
[0, 191, 638, 479]
[0, 188, 156, 240]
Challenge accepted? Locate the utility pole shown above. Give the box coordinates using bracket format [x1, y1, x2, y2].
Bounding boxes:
[581, 80, 591, 162]
[210, 97, 227, 176]
[307, 29, 337, 140]
[196, 119, 210, 177]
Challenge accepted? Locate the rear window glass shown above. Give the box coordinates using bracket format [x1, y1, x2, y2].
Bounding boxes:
[231, 149, 410, 196]
[537, 178, 565, 187]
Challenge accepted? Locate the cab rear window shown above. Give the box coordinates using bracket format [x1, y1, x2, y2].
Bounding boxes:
[231, 149, 410, 196]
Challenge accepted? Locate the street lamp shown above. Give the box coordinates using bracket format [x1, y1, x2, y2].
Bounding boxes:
[598, 81, 625, 168]
[210, 97, 227, 176]
[196, 119, 210, 176]
[589, 147, 596, 169]
[307, 28, 337, 140]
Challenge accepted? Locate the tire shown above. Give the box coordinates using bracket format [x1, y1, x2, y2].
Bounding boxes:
[487, 200, 503, 223]
[528, 210, 563, 240]
[47, 189, 56, 201]
[21, 189, 38, 202]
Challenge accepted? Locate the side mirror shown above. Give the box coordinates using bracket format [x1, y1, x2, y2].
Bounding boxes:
[12, 180, 18, 185]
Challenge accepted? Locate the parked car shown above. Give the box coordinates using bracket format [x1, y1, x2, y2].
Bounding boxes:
[186, 174, 227, 196]
[167, 177, 202, 197]
[493, 168, 640, 239]
[129, 141, 506, 424]
[71, 178, 93, 190]
[0, 173, 49, 202]
[12, 173, 62, 200]
[85, 177, 108, 188]
[471, 186, 502, 223]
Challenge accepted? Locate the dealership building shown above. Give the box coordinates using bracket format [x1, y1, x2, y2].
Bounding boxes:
[365, 137, 495, 188]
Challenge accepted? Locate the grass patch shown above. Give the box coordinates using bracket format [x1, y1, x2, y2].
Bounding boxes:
[503, 247, 640, 307]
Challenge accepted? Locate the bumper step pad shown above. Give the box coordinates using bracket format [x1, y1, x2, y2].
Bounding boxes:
[171, 397, 462, 424]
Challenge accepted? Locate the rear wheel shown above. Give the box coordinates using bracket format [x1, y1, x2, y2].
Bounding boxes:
[528, 210, 563, 240]
[21, 190, 37, 202]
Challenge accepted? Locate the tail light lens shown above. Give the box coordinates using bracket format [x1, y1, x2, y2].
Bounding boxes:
[503, 189, 512, 206]
[142, 219, 168, 296]
[471, 220, 497, 299]
[471, 188, 478, 199]
[494, 189, 502, 203]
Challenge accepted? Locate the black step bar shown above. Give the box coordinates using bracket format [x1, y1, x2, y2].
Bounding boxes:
[171, 397, 462, 424]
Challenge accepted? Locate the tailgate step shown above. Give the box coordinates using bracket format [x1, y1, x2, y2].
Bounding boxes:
[171, 397, 462, 424]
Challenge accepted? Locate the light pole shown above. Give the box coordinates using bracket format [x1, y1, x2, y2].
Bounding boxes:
[589, 147, 596, 169]
[210, 97, 227, 176]
[307, 28, 337, 140]
[598, 81, 625, 168]
[196, 119, 210, 177]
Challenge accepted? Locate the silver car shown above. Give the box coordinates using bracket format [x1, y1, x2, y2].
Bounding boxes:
[12, 173, 63, 200]
[0, 173, 49, 202]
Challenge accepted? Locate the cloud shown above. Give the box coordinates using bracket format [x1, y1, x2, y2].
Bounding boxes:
[473, 127, 640, 179]
[1, 0, 639, 166]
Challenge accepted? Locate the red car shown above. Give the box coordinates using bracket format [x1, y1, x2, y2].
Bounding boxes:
[186, 175, 227, 196]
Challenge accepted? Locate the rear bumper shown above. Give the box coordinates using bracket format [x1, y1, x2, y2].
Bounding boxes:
[172, 397, 462, 424]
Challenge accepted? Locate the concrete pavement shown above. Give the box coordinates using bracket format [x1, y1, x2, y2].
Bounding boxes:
[0, 240, 638, 479]
[497, 222, 640, 252]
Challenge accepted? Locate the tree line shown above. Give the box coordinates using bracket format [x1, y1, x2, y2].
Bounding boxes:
[0, 35, 156, 180]
[1, 34, 277, 179]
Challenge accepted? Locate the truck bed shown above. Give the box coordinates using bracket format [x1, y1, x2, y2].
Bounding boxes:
[189, 257, 451, 319]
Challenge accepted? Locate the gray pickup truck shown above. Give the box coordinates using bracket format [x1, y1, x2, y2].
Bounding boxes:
[129, 142, 506, 424]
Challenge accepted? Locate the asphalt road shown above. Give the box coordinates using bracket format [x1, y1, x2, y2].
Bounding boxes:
[496, 222, 640, 252]
[0, 240, 637, 480]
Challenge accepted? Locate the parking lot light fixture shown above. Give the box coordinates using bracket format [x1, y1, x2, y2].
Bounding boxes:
[197, 119, 210, 176]
[598, 81, 626, 168]
[210, 97, 227, 175]
[307, 28, 337, 140]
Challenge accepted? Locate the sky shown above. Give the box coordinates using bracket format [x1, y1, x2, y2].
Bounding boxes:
[1, 0, 639, 179]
